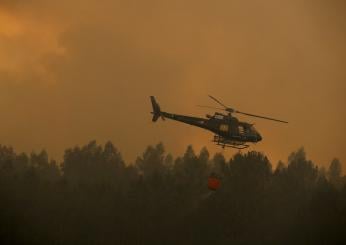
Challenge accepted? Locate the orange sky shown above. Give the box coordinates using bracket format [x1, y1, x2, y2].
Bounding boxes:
[0, 0, 345, 168]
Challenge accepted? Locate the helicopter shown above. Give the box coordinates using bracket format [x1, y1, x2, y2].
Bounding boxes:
[150, 95, 288, 149]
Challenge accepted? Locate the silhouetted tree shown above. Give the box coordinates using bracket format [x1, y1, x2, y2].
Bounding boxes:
[328, 158, 343, 190]
[62, 140, 124, 189]
[228, 151, 272, 192]
[0, 143, 345, 245]
[274, 160, 286, 175]
[210, 152, 227, 184]
[286, 147, 318, 191]
[135, 142, 166, 178]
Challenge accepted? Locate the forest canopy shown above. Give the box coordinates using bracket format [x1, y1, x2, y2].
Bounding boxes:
[0, 141, 345, 245]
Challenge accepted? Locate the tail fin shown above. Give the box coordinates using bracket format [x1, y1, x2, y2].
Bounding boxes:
[150, 96, 162, 122]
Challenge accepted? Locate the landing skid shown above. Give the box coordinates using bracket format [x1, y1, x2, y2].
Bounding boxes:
[217, 143, 249, 149]
[212, 135, 249, 149]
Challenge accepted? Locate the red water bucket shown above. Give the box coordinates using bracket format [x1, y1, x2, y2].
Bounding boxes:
[208, 176, 221, 191]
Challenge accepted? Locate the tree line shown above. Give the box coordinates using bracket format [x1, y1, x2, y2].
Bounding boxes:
[0, 141, 345, 244]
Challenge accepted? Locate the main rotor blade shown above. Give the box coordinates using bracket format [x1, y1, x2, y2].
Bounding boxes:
[235, 111, 288, 123]
[197, 105, 224, 110]
[208, 95, 228, 109]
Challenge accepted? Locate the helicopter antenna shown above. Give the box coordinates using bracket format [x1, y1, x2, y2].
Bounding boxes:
[208, 95, 288, 123]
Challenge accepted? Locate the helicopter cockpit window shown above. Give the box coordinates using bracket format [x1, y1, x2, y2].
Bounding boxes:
[250, 125, 256, 132]
[214, 114, 224, 120]
[219, 124, 229, 132]
[250, 125, 258, 135]
[238, 125, 245, 135]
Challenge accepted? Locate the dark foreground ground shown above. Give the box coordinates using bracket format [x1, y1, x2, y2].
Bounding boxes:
[1, 141, 345, 244]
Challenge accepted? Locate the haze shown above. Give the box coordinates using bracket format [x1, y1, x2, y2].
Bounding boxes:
[0, 0, 345, 167]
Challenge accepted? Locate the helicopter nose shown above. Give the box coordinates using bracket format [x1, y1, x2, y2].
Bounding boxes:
[257, 134, 262, 142]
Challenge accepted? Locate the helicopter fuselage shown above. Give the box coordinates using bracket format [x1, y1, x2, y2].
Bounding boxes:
[159, 111, 262, 144]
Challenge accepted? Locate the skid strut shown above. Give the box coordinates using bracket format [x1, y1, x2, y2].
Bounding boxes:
[212, 135, 249, 149]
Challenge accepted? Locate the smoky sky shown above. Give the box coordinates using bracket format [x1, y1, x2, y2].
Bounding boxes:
[0, 0, 345, 167]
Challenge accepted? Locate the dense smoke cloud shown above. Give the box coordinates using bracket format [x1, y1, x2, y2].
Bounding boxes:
[0, 0, 345, 165]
